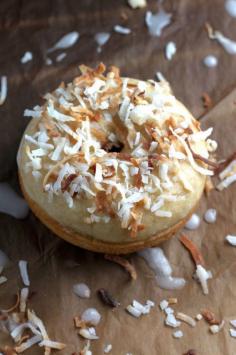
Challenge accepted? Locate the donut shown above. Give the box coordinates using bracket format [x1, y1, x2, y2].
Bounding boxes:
[17, 63, 216, 254]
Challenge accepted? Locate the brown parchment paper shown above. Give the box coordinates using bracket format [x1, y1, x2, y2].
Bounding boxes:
[1, 0, 236, 354]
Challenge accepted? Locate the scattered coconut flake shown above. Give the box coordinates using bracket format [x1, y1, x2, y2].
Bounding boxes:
[155, 71, 167, 82]
[165, 313, 181, 328]
[167, 297, 178, 305]
[0, 182, 29, 219]
[38, 339, 66, 349]
[210, 320, 225, 334]
[73, 283, 91, 298]
[126, 305, 142, 318]
[176, 312, 196, 327]
[56, 52, 67, 62]
[95, 32, 111, 53]
[127, 0, 146, 8]
[18, 260, 30, 286]
[104, 344, 112, 353]
[164, 307, 174, 315]
[185, 213, 200, 230]
[226, 235, 236, 246]
[173, 330, 183, 338]
[159, 299, 169, 311]
[206, 24, 236, 55]
[230, 328, 236, 337]
[145, 7, 172, 37]
[204, 208, 217, 224]
[196, 314, 203, 321]
[114, 25, 131, 35]
[139, 247, 186, 290]
[225, 0, 236, 17]
[0, 76, 7, 105]
[47, 31, 79, 53]
[217, 173, 236, 190]
[79, 327, 99, 340]
[203, 55, 218, 68]
[195, 264, 212, 295]
[81, 308, 101, 326]
[230, 319, 236, 328]
[20, 287, 29, 312]
[0, 276, 7, 285]
[15, 334, 42, 353]
[165, 41, 176, 61]
[21, 51, 33, 64]
[46, 58, 53, 66]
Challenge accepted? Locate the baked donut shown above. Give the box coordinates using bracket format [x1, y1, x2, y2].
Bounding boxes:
[17, 63, 215, 254]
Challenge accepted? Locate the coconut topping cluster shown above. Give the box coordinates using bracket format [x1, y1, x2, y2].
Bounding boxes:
[23, 63, 216, 237]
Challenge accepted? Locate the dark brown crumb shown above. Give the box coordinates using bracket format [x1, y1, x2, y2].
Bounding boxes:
[201, 92, 212, 109]
[97, 288, 120, 308]
[183, 350, 197, 355]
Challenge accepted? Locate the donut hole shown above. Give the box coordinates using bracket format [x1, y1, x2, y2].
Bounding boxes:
[102, 141, 124, 153]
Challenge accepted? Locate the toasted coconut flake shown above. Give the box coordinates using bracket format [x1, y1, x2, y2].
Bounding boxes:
[167, 297, 178, 305]
[0, 76, 7, 106]
[104, 254, 137, 280]
[176, 312, 196, 327]
[180, 234, 205, 266]
[201, 309, 220, 325]
[14, 334, 42, 353]
[39, 340, 66, 350]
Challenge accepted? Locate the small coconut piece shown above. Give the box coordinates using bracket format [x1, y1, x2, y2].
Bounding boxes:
[172, 330, 183, 338]
[56, 52, 67, 62]
[176, 312, 196, 327]
[103, 344, 112, 353]
[167, 298, 178, 305]
[159, 299, 169, 310]
[79, 327, 99, 340]
[230, 319, 236, 328]
[21, 51, 33, 64]
[204, 209, 217, 224]
[114, 25, 131, 35]
[0, 76, 7, 106]
[126, 305, 142, 318]
[0, 276, 7, 285]
[20, 287, 29, 313]
[230, 328, 236, 337]
[195, 314, 203, 321]
[18, 260, 30, 286]
[226, 235, 236, 246]
[73, 283, 91, 298]
[81, 308, 101, 326]
[165, 313, 181, 328]
[38, 339, 66, 349]
[185, 214, 201, 230]
[47, 31, 79, 53]
[209, 320, 225, 334]
[145, 8, 172, 37]
[127, 0, 146, 8]
[165, 42, 176, 61]
[195, 264, 212, 295]
[203, 55, 218, 68]
[201, 309, 220, 325]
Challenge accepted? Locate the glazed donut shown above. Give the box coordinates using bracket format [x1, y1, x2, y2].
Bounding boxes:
[17, 63, 216, 254]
